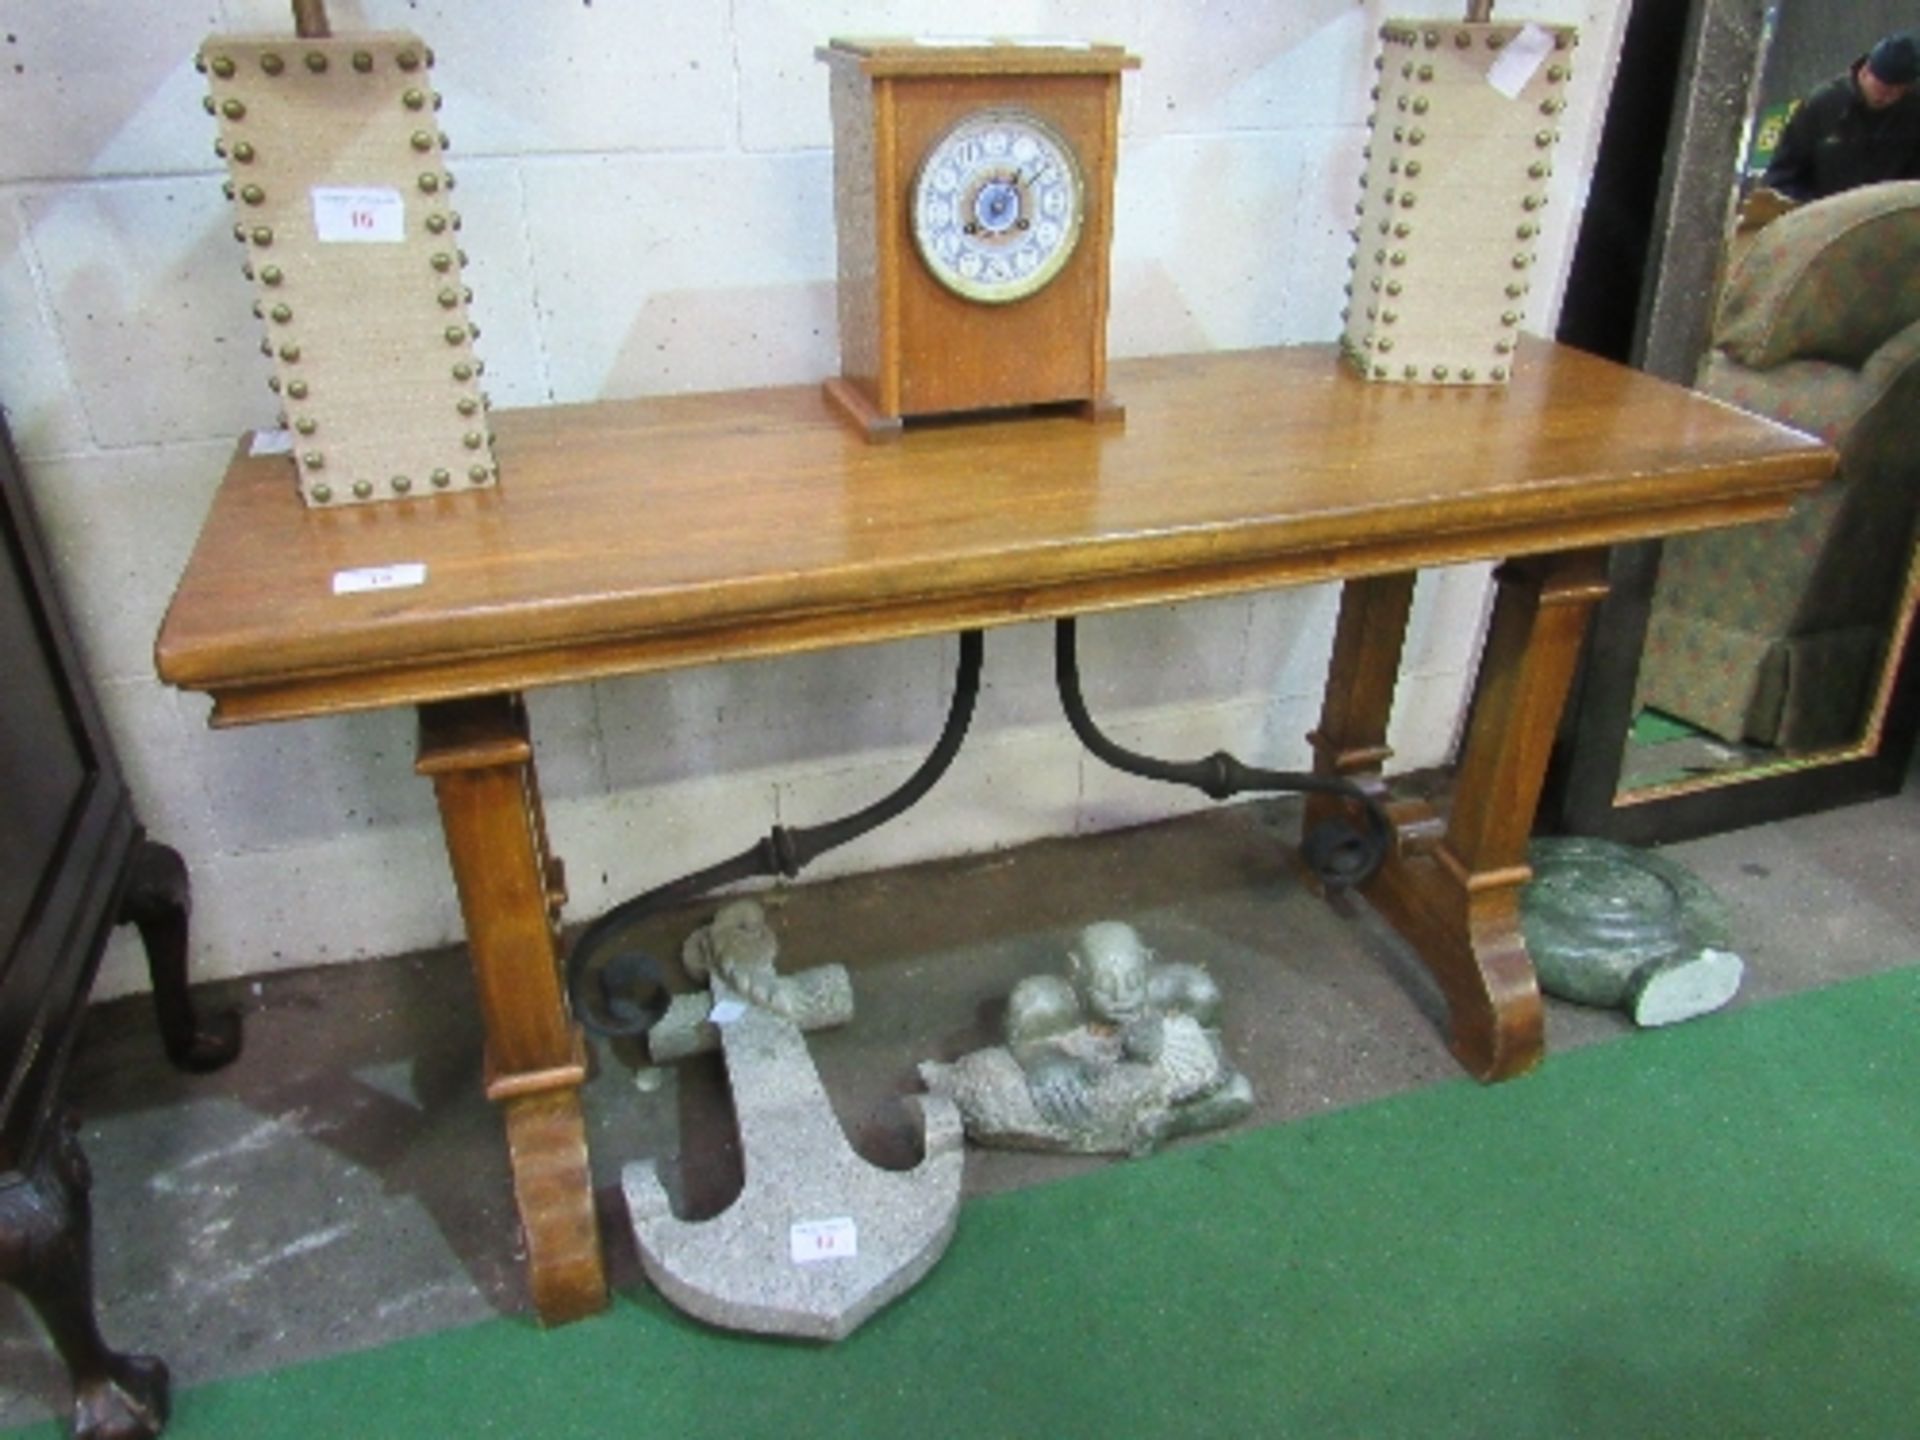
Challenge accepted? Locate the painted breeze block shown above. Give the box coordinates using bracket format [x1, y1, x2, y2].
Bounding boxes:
[1342, 19, 1579, 386]
[201, 31, 495, 507]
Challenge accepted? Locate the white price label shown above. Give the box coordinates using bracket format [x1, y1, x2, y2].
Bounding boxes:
[1486, 23, 1556, 100]
[332, 563, 427, 596]
[790, 1216, 858, 1265]
[311, 186, 406, 243]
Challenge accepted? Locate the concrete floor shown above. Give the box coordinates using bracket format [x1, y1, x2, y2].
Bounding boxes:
[5, 778, 1919, 1428]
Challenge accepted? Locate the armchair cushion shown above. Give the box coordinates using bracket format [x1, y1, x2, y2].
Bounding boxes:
[1716, 180, 1920, 369]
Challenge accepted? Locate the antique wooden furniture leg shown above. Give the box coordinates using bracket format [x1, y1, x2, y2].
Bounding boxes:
[417, 695, 607, 1325]
[1307, 551, 1611, 1080]
[0, 1116, 169, 1440]
[118, 839, 243, 1074]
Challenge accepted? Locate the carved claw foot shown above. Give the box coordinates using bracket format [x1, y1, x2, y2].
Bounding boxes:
[72, 1350, 170, 1440]
[1, 1117, 171, 1439]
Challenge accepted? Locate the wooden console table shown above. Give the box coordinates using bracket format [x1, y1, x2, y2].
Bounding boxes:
[155, 343, 1832, 1324]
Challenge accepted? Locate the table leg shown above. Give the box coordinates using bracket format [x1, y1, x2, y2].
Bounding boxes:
[417, 695, 606, 1324]
[1307, 552, 1610, 1080]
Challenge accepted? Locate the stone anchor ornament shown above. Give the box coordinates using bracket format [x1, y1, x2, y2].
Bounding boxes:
[622, 900, 962, 1341]
[920, 921, 1253, 1157]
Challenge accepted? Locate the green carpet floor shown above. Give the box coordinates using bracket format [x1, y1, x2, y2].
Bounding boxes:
[13, 967, 1919, 1439]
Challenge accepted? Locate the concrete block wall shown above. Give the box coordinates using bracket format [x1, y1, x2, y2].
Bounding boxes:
[0, 1, 1629, 997]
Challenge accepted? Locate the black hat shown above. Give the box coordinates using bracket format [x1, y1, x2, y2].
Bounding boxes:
[1866, 33, 1919, 86]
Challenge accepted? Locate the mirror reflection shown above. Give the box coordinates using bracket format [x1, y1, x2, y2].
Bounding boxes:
[1616, 2, 1920, 800]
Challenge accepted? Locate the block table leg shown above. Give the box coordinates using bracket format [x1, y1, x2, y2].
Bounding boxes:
[418, 695, 607, 1325]
[1307, 553, 1609, 1080]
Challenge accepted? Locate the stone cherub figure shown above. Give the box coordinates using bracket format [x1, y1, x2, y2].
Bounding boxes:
[920, 921, 1253, 1157]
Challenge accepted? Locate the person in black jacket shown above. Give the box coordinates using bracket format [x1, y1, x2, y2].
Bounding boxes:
[1761, 33, 1920, 202]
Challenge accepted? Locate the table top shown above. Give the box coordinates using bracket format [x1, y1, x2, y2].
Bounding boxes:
[157, 342, 1833, 725]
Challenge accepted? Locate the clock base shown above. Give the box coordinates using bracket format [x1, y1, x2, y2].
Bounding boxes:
[822, 379, 1126, 445]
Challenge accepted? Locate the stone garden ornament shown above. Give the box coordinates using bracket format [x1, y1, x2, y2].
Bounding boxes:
[921, 921, 1253, 1156]
[1521, 836, 1744, 1026]
[623, 900, 962, 1341]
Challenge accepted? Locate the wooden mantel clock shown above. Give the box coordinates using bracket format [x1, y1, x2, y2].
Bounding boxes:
[817, 37, 1139, 440]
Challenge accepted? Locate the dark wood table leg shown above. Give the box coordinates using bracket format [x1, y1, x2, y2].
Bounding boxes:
[1307, 551, 1610, 1080]
[417, 694, 607, 1325]
[118, 840, 243, 1074]
[0, 1115, 169, 1440]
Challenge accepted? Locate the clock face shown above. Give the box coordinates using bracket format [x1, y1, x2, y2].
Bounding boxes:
[910, 108, 1085, 305]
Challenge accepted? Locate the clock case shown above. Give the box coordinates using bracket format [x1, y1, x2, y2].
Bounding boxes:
[818, 39, 1138, 441]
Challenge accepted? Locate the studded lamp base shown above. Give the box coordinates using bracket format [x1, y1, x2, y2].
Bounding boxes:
[200, 30, 496, 507]
[1342, 18, 1579, 386]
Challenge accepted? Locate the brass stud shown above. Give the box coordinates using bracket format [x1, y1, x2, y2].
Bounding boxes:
[1541, 97, 1564, 115]
[390, 475, 412, 494]
[261, 53, 285, 75]
[411, 130, 435, 152]
[1382, 310, 1398, 325]
[1536, 130, 1556, 148]
[1529, 162, 1551, 179]
[278, 342, 300, 360]
[223, 181, 236, 201]
[463, 430, 484, 449]
[1432, 365, 1450, 379]
[1397, 95, 1409, 112]
[287, 379, 309, 399]
[302, 450, 324, 470]
[1400, 192, 1416, 209]
[431, 252, 453, 271]
[267, 376, 281, 393]
[444, 325, 466, 345]
[1405, 161, 1422, 178]
[1389, 250, 1407, 267]
[1404, 364, 1420, 379]
[1418, 64, 1434, 81]
[270, 303, 292, 323]
[1393, 222, 1412, 238]
[1423, 29, 1440, 47]
[1523, 195, 1544, 211]
[251, 225, 273, 246]
[397, 49, 421, 70]
[352, 479, 374, 499]
[1374, 249, 1388, 264]
[303, 51, 327, 74]
[425, 213, 448, 233]
[233, 141, 255, 163]
[353, 51, 374, 73]
[1495, 338, 1516, 354]
[261, 264, 283, 286]
[1548, 65, 1568, 83]
[311, 483, 333, 503]
[1408, 128, 1425, 146]
[1491, 366, 1509, 381]
[295, 417, 316, 435]
[438, 287, 459, 308]
[1454, 31, 1472, 48]
[418, 173, 440, 194]
[431, 468, 452, 488]
[1506, 283, 1526, 299]
[1461, 367, 1477, 381]
[232, 223, 247, 244]
[241, 183, 265, 205]
[1487, 33, 1506, 49]
[443, 174, 456, 192]
[203, 96, 217, 115]
[1512, 253, 1533, 269]
[1411, 96, 1429, 115]
[469, 464, 491, 484]
[1373, 365, 1388, 379]
[1385, 280, 1403, 296]
[457, 397, 479, 415]
[404, 87, 427, 110]
[1501, 311, 1520, 327]
[452, 361, 474, 380]
[211, 55, 236, 78]
[222, 98, 246, 119]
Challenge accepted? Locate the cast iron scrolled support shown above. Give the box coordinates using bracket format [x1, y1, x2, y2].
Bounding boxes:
[1053, 616, 1392, 890]
[568, 629, 985, 1036]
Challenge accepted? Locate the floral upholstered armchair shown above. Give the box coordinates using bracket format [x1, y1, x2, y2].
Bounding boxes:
[1635, 181, 1920, 752]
